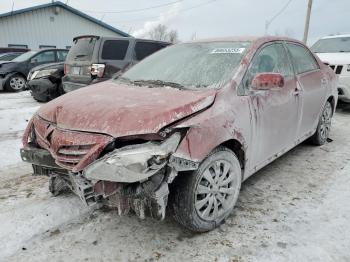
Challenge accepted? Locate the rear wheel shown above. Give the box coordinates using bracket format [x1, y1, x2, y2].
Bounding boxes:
[5, 74, 26, 92]
[171, 147, 242, 232]
[310, 101, 333, 145]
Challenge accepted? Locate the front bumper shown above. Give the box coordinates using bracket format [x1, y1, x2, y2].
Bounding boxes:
[28, 78, 58, 101]
[338, 75, 350, 102]
[20, 147, 59, 168]
[20, 145, 172, 219]
[0, 73, 12, 90]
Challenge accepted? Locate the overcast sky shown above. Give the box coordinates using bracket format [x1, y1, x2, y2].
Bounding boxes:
[0, 0, 349, 44]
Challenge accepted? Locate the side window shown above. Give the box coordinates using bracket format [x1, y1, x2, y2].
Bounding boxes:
[57, 50, 68, 62]
[244, 43, 293, 88]
[101, 40, 129, 60]
[33, 51, 56, 63]
[134, 42, 165, 61]
[286, 43, 319, 74]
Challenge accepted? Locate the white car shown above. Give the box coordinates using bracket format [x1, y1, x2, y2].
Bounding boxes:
[312, 34, 350, 102]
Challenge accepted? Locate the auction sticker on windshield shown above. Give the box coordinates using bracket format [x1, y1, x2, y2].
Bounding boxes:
[211, 48, 245, 54]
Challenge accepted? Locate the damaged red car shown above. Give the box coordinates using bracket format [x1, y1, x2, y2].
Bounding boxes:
[21, 36, 338, 232]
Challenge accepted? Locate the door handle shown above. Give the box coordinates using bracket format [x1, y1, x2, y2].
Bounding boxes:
[293, 90, 301, 96]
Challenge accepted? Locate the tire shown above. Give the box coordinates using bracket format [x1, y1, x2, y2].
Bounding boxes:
[310, 101, 333, 145]
[170, 146, 242, 232]
[5, 74, 26, 92]
[31, 92, 49, 102]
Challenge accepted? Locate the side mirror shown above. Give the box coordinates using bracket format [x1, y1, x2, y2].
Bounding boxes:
[251, 73, 284, 90]
[30, 58, 38, 64]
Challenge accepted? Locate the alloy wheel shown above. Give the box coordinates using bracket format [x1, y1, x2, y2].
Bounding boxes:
[195, 160, 240, 221]
[9, 76, 26, 90]
[319, 103, 332, 141]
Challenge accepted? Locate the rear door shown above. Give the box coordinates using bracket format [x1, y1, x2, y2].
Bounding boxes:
[245, 42, 300, 167]
[98, 38, 131, 78]
[286, 42, 327, 139]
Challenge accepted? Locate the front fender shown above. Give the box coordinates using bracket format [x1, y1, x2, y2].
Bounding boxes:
[173, 124, 247, 163]
[172, 86, 251, 165]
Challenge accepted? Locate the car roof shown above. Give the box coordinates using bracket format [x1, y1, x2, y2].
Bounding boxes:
[73, 35, 171, 45]
[31, 49, 69, 52]
[186, 36, 304, 45]
[319, 34, 350, 39]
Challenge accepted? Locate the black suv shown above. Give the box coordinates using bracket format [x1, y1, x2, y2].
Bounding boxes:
[62, 35, 170, 92]
[0, 49, 68, 92]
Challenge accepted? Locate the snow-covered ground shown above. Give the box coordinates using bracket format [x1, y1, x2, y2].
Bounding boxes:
[0, 91, 350, 262]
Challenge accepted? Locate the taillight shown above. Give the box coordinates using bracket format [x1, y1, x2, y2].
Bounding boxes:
[90, 64, 105, 78]
[64, 63, 68, 75]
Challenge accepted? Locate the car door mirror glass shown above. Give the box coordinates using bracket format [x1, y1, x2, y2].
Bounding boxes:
[251, 73, 284, 90]
[30, 58, 37, 64]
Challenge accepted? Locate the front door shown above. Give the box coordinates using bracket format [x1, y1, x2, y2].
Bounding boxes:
[244, 42, 301, 168]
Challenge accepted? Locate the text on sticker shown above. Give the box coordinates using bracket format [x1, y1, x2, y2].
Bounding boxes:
[211, 48, 245, 54]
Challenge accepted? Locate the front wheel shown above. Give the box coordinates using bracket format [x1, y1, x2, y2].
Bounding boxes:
[171, 147, 242, 232]
[5, 74, 26, 92]
[310, 101, 333, 145]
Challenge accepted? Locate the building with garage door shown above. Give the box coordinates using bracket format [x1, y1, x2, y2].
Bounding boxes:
[0, 1, 130, 50]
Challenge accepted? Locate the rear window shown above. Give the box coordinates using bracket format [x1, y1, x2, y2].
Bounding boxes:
[57, 50, 68, 62]
[101, 40, 129, 60]
[66, 37, 97, 61]
[134, 42, 167, 60]
[287, 43, 319, 74]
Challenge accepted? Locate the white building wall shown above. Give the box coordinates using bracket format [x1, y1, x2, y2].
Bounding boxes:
[0, 6, 123, 49]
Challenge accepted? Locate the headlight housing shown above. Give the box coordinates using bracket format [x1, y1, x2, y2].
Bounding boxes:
[105, 132, 181, 171]
[30, 69, 58, 80]
[84, 132, 182, 183]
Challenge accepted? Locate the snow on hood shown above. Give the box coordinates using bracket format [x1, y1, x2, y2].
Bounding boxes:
[37, 80, 216, 137]
[315, 52, 350, 65]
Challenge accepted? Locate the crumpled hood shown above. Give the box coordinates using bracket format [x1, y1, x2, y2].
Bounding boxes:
[0, 61, 19, 72]
[37, 81, 216, 137]
[315, 52, 350, 65]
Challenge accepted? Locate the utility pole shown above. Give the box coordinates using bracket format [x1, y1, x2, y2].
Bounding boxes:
[303, 0, 313, 43]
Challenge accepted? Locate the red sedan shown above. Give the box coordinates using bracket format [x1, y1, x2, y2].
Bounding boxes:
[21, 36, 338, 232]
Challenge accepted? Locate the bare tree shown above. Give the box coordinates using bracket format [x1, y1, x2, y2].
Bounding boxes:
[167, 30, 178, 43]
[147, 24, 179, 43]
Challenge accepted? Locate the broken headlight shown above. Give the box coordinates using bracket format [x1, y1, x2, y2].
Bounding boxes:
[106, 132, 181, 171]
[84, 132, 182, 183]
[30, 69, 58, 80]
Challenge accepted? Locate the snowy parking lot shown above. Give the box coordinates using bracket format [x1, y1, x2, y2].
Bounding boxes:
[1, 91, 350, 262]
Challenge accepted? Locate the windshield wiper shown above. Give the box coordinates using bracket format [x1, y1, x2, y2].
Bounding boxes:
[132, 79, 186, 90]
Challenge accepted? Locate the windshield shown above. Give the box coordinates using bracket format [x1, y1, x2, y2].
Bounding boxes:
[312, 37, 350, 53]
[120, 41, 250, 89]
[66, 37, 97, 61]
[12, 51, 37, 62]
